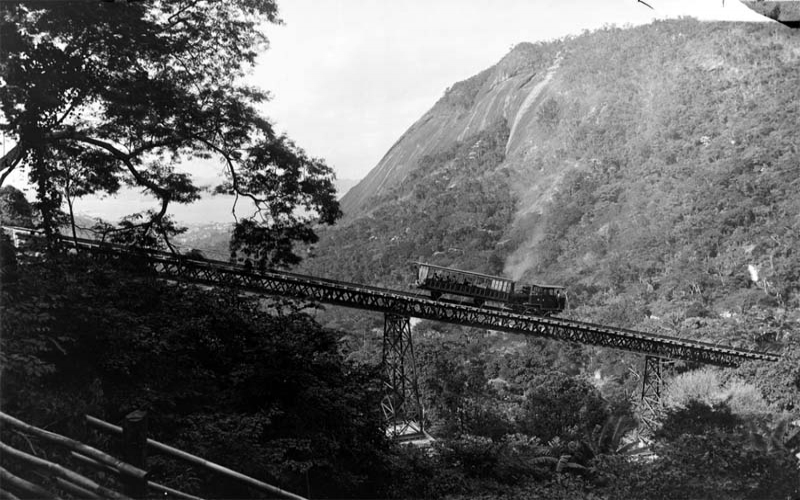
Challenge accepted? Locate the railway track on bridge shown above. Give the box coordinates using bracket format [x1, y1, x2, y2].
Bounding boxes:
[5, 227, 779, 367]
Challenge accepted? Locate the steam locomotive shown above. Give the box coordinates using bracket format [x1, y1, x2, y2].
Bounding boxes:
[414, 262, 566, 316]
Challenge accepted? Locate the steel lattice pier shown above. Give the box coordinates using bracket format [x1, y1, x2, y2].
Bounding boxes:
[381, 314, 424, 436]
[640, 356, 676, 429]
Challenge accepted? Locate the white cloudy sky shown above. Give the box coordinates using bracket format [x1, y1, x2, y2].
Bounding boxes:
[254, 0, 766, 182]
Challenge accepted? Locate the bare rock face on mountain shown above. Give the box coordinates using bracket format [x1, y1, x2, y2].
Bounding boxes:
[740, 0, 800, 27]
[307, 19, 800, 340]
[340, 43, 564, 220]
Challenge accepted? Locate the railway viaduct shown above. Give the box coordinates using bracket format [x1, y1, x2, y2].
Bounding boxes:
[4, 228, 781, 437]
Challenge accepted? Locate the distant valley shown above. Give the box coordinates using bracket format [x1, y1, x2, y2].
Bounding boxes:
[70, 177, 360, 226]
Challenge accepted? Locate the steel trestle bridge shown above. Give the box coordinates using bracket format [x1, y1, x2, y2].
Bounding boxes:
[4, 228, 781, 436]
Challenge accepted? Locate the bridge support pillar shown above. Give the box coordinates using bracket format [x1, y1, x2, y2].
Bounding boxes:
[640, 355, 675, 429]
[381, 313, 424, 438]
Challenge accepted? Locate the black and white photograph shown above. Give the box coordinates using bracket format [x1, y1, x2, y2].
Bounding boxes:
[1, 1, 799, 498]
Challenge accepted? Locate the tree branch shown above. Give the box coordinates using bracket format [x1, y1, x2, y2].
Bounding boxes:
[0, 144, 24, 186]
[63, 132, 170, 199]
[127, 138, 183, 159]
[160, 0, 203, 34]
[54, 95, 83, 129]
[59, 131, 174, 242]
[191, 135, 269, 208]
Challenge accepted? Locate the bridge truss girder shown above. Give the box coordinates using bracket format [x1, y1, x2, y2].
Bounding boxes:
[57, 237, 779, 367]
[6, 230, 782, 441]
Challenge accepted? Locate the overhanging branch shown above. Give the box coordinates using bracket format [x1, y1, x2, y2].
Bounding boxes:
[0, 144, 24, 186]
[63, 132, 170, 199]
[61, 132, 173, 236]
[192, 135, 270, 209]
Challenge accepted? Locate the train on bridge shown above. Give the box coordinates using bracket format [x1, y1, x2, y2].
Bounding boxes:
[2, 226, 780, 367]
[414, 262, 566, 316]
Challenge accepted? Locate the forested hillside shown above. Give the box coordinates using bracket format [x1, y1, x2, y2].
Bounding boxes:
[3, 15, 799, 500]
[294, 18, 800, 498]
[305, 18, 800, 351]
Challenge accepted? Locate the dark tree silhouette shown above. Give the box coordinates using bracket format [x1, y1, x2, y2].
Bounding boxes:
[0, 0, 340, 265]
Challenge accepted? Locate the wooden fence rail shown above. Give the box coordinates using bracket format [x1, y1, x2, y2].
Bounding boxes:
[85, 414, 308, 500]
[0, 411, 307, 500]
[0, 412, 148, 485]
[0, 442, 130, 500]
[0, 411, 145, 499]
[0, 465, 58, 500]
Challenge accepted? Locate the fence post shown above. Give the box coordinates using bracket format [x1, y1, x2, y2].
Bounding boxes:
[121, 410, 148, 498]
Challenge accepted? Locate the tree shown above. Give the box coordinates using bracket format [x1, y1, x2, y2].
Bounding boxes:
[0, 185, 34, 227]
[624, 401, 800, 500]
[519, 372, 607, 443]
[737, 339, 800, 414]
[0, 1, 340, 265]
[0, 254, 392, 498]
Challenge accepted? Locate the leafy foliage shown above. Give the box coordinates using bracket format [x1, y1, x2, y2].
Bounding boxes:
[519, 372, 608, 444]
[0, 185, 35, 227]
[0, 254, 391, 498]
[736, 339, 800, 413]
[662, 368, 772, 419]
[595, 401, 800, 500]
[517, 21, 800, 338]
[0, 1, 340, 265]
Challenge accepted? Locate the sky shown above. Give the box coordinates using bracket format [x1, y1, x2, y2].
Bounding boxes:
[2, 0, 769, 224]
[254, 0, 767, 182]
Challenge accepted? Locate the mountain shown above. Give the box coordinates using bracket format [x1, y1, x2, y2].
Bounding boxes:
[740, 0, 800, 27]
[339, 43, 562, 220]
[335, 178, 360, 199]
[303, 18, 800, 350]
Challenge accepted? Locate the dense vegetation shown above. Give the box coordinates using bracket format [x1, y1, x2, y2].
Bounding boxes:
[519, 21, 800, 333]
[2, 16, 799, 500]
[297, 18, 800, 499]
[1, 241, 393, 498]
[6, 246, 794, 499]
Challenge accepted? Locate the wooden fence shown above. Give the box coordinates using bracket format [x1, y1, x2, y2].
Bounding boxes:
[0, 411, 307, 500]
